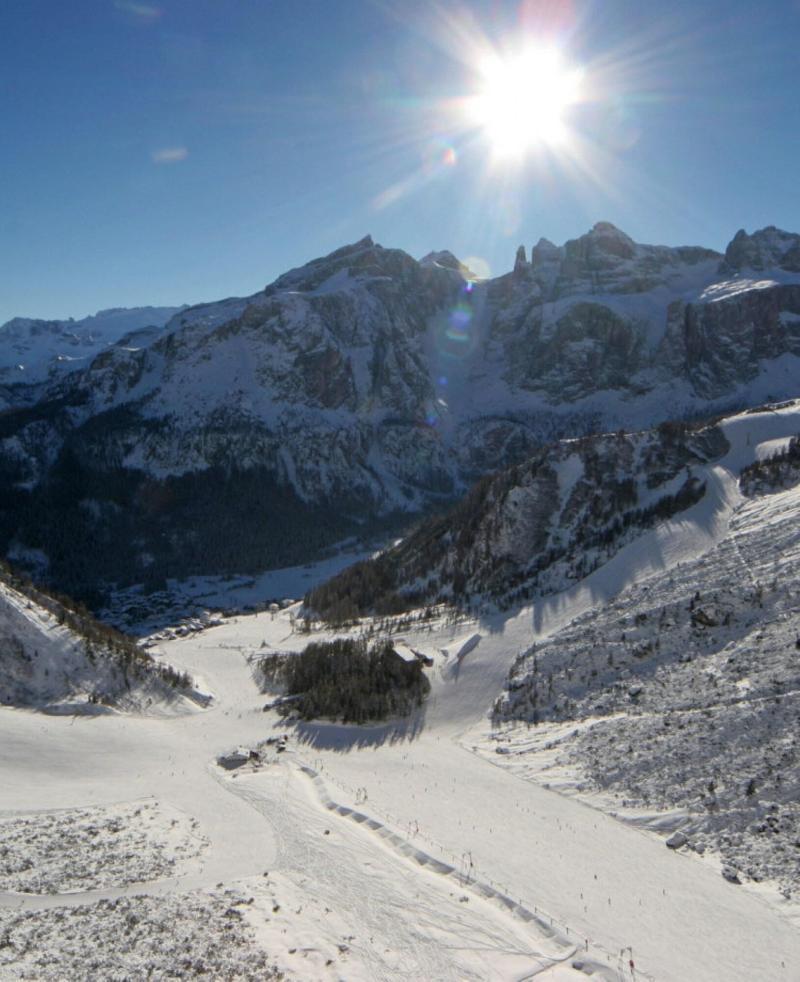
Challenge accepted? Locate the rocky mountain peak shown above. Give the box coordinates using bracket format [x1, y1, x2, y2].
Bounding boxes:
[263, 234, 434, 298]
[420, 250, 462, 271]
[325, 234, 375, 259]
[531, 237, 562, 267]
[559, 222, 637, 279]
[722, 226, 800, 273]
[513, 244, 530, 274]
[586, 221, 637, 256]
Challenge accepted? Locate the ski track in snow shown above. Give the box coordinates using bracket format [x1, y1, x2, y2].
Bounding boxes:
[2, 404, 800, 979]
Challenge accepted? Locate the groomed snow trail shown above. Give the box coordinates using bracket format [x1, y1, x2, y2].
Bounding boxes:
[0, 623, 593, 978]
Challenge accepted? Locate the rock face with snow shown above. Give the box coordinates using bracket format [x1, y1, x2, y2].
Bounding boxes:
[721, 226, 800, 273]
[1, 225, 800, 600]
[490, 222, 800, 402]
[659, 283, 800, 399]
[24, 237, 460, 501]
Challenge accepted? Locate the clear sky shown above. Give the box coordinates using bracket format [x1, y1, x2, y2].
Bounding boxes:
[2, 0, 799, 324]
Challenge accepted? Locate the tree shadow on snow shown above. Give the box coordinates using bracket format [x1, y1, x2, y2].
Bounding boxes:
[288, 704, 427, 753]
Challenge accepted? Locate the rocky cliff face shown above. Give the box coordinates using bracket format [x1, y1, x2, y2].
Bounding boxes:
[1, 224, 799, 600]
[488, 222, 800, 402]
[660, 283, 800, 398]
[50, 236, 463, 504]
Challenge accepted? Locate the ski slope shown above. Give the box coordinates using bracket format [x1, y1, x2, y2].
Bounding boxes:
[2, 403, 800, 979]
[0, 625, 596, 979]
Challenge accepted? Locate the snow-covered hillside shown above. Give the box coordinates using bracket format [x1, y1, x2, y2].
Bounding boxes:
[0, 564, 198, 712]
[307, 415, 733, 618]
[488, 417, 800, 899]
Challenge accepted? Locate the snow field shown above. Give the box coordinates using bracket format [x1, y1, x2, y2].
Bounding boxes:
[222, 760, 589, 981]
[0, 617, 606, 980]
[298, 763, 589, 962]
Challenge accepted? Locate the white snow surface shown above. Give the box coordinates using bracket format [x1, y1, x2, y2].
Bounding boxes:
[2, 404, 800, 978]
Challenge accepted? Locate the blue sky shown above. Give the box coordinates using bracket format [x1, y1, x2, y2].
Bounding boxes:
[2, 0, 799, 323]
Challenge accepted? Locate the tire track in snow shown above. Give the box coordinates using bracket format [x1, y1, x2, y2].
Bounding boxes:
[226, 761, 550, 981]
[294, 759, 646, 981]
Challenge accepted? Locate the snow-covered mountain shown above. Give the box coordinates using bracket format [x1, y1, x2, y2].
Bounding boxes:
[0, 305, 184, 403]
[2, 225, 800, 601]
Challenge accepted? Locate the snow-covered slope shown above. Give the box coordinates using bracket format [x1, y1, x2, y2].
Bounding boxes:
[483, 402, 800, 901]
[0, 564, 197, 712]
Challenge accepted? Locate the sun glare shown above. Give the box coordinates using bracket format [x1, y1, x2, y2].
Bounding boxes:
[469, 47, 582, 157]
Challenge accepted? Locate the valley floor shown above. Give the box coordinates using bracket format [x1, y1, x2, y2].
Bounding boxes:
[2, 405, 800, 980]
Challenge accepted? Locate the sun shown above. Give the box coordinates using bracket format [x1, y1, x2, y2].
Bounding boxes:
[468, 47, 583, 157]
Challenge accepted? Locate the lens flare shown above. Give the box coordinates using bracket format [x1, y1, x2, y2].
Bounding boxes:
[372, 137, 458, 211]
[468, 46, 583, 157]
[446, 300, 473, 341]
[462, 255, 491, 279]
